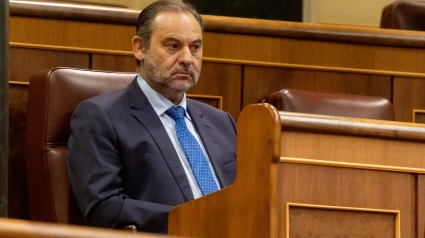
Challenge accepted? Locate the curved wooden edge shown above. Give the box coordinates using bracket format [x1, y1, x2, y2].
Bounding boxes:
[0, 218, 166, 238]
[236, 103, 282, 237]
[10, 0, 140, 26]
[280, 111, 425, 142]
[9, 1, 425, 48]
[237, 103, 281, 164]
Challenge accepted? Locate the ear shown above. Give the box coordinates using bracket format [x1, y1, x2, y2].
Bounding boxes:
[132, 36, 145, 62]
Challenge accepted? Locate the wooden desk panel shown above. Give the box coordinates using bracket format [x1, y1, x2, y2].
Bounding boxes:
[393, 76, 425, 123]
[203, 32, 425, 74]
[281, 164, 406, 237]
[288, 204, 397, 237]
[280, 131, 425, 169]
[169, 104, 425, 237]
[417, 175, 425, 237]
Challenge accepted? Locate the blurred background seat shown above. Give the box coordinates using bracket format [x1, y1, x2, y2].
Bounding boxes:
[266, 89, 395, 121]
[381, 0, 425, 31]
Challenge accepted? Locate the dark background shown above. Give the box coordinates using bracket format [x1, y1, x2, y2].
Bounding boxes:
[0, 0, 9, 217]
[185, 0, 302, 22]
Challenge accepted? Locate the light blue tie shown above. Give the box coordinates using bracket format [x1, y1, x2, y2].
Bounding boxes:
[166, 106, 219, 196]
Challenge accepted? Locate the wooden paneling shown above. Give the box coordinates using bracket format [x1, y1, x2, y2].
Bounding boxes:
[203, 32, 425, 74]
[393, 76, 425, 122]
[92, 54, 136, 72]
[281, 131, 425, 168]
[8, 85, 29, 219]
[417, 175, 425, 237]
[243, 66, 391, 107]
[8, 14, 425, 124]
[280, 163, 411, 237]
[288, 206, 396, 237]
[276, 108, 425, 238]
[11, 15, 425, 75]
[10, 1, 425, 49]
[10, 47, 89, 82]
[10, 17, 134, 52]
[169, 104, 425, 237]
[188, 62, 242, 120]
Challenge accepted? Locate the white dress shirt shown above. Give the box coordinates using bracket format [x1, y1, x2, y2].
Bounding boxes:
[136, 75, 220, 199]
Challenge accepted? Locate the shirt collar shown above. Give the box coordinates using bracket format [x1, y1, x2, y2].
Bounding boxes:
[136, 74, 190, 119]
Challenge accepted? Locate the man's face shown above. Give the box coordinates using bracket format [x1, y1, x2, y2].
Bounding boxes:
[139, 11, 203, 94]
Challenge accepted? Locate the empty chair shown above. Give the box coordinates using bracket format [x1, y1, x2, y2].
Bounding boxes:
[381, 1, 425, 31]
[266, 89, 395, 121]
[25, 67, 137, 224]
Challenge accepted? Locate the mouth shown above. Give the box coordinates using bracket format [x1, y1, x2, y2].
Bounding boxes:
[173, 72, 192, 78]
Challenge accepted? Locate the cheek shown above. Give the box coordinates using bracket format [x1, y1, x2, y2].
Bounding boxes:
[151, 49, 178, 70]
[159, 58, 177, 71]
[193, 57, 202, 71]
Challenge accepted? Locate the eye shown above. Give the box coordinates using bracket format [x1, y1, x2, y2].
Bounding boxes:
[191, 43, 201, 52]
[167, 43, 179, 50]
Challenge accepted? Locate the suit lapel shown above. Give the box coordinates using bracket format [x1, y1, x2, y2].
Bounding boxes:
[127, 78, 194, 201]
[187, 100, 230, 188]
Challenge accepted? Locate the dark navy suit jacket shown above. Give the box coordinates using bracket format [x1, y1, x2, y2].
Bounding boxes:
[67, 78, 237, 233]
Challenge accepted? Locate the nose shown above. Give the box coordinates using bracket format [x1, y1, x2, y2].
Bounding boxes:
[178, 46, 193, 66]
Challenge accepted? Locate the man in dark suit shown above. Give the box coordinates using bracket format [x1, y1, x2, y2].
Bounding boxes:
[67, 0, 237, 234]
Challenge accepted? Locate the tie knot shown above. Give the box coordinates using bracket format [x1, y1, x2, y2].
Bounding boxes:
[166, 106, 185, 121]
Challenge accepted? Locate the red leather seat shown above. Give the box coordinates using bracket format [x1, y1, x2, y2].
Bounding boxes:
[266, 89, 395, 121]
[25, 68, 136, 224]
[381, 1, 425, 31]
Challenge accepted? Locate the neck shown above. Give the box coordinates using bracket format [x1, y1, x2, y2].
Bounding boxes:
[158, 89, 184, 105]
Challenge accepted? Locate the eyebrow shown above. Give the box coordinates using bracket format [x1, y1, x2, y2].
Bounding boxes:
[191, 39, 203, 45]
[161, 36, 203, 45]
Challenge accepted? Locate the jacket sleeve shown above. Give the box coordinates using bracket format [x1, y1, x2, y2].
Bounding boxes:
[68, 100, 173, 233]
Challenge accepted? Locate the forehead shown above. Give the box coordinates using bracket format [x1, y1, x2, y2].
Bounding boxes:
[151, 11, 202, 38]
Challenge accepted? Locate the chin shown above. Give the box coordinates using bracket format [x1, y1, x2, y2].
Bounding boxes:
[168, 82, 195, 92]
